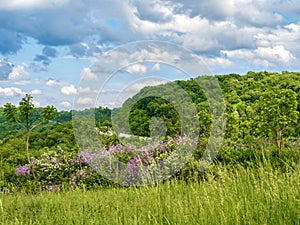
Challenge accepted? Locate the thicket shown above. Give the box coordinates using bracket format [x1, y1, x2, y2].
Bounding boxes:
[0, 71, 299, 192]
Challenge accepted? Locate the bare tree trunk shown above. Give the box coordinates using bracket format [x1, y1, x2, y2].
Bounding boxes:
[275, 127, 284, 158]
[278, 127, 284, 158]
[275, 129, 281, 158]
[26, 131, 31, 164]
[26, 130, 36, 179]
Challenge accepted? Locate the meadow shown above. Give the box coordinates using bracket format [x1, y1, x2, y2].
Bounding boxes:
[1, 158, 299, 225]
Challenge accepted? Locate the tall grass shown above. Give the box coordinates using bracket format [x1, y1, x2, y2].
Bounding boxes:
[1, 159, 299, 225]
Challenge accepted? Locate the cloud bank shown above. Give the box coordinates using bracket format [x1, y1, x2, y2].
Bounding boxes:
[1, 0, 300, 109]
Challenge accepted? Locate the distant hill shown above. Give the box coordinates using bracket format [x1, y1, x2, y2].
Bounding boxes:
[113, 71, 300, 140]
[0, 106, 112, 139]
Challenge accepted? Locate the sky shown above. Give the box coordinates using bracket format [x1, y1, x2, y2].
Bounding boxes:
[0, 0, 300, 110]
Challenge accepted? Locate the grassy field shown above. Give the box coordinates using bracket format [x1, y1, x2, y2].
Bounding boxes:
[1, 160, 299, 225]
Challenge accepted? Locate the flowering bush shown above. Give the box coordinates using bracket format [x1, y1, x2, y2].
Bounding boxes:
[14, 136, 197, 190]
[14, 147, 106, 191]
[100, 135, 197, 185]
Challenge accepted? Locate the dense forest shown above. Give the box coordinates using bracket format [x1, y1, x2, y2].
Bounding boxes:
[0, 71, 299, 191]
[115, 71, 299, 149]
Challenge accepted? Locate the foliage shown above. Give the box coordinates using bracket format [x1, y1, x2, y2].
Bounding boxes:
[0, 71, 300, 192]
[8, 136, 197, 189]
[253, 88, 298, 157]
[3, 94, 57, 164]
[11, 147, 114, 191]
[114, 71, 300, 155]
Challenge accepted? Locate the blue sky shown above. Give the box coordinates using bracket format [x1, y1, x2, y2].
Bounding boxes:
[0, 0, 300, 110]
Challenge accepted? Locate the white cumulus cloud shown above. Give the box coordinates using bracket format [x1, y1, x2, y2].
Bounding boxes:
[76, 97, 94, 105]
[255, 45, 296, 65]
[125, 63, 147, 74]
[204, 57, 233, 68]
[222, 45, 296, 66]
[60, 101, 72, 108]
[61, 85, 77, 95]
[46, 79, 61, 86]
[30, 89, 42, 95]
[80, 68, 98, 81]
[8, 65, 30, 81]
[0, 87, 25, 97]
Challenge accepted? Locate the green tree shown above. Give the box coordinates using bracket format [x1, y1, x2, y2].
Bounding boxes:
[254, 89, 298, 158]
[3, 94, 57, 164]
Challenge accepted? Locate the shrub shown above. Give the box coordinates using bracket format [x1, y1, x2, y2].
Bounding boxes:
[11, 136, 197, 190]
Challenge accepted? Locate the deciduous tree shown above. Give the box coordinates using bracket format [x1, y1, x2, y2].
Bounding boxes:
[254, 89, 298, 158]
[3, 94, 57, 164]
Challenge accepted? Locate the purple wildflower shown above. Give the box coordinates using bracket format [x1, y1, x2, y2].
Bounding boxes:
[16, 165, 30, 177]
[78, 151, 93, 164]
[69, 168, 89, 189]
[127, 158, 137, 168]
